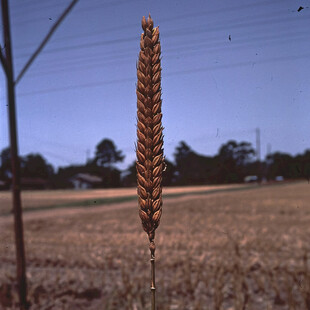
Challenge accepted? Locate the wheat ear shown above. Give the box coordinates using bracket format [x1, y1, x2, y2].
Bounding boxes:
[136, 14, 163, 310]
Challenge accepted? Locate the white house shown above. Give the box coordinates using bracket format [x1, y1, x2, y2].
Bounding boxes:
[70, 173, 102, 189]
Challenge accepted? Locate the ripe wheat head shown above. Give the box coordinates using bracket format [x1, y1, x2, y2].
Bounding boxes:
[136, 14, 164, 252]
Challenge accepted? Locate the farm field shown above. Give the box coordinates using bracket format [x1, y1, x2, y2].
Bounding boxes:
[0, 183, 249, 216]
[0, 181, 310, 309]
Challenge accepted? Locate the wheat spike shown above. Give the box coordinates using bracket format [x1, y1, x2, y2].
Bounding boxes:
[136, 14, 163, 247]
[136, 14, 163, 310]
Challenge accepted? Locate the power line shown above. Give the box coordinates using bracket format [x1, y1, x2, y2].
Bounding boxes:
[20, 31, 308, 78]
[14, 3, 297, 52]
[22, 26, 307, 70]
[169, 12, 309, 40]
[17, 76, 135, 96]
[164, 52, 310, 77]
[21, 132, 86, 153]
[13, 0, 285, 48]
[12, 0, 142, 27]
[13, 12, 309, 61]
[16, 26, 308, 76]
[11, 0, 73, 15]
[15, 0, 79, 84]
[41, 150, 76, 164]
[14, 36, 137, 59]
[11, 0, 59, 7]
[15, 52, 310, 97]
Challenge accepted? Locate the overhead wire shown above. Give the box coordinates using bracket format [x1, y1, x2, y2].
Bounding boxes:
[15, 20, 308, 70]
[13, 0, 287, 49]
[39, 150, 77, 164]
[15, 52, 310, 97]
[165, 52, 310, 77]
[21, 31, 309, 78]
[5, 0, 307, 168]
[5, 1, 309, 96]
[15, 8, 298, 59]
[11, 0, 59, 7]
[11, 0, 143, 27]
[21, 132, 86, 153]
[13, 11, 309, 61]
[11, 0, 73, 15]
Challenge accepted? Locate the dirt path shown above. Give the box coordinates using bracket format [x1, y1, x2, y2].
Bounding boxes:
[0, 192, 222, 225]
[0, 184, 245, 211]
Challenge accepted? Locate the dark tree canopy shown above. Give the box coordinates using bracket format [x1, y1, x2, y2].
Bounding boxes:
[162, 158, 175, 186]
[122, 158, 176, 187]
[121, 161, 137, 187]
[1, 139, 309, 189]
[216, 140, 256, 183]
[95, 139, 125, 167]
[218, 140, 255, 166]
[265, 151, 310, 181]
[174, 141, 192, 166]
[21, 154, 54, 179]
[0, 147, 25, 180]
[174, 141, 214, 185]
[0, 147, 12, 179]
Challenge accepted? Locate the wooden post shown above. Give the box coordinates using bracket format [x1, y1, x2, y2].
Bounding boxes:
[1, 1, 28, 309]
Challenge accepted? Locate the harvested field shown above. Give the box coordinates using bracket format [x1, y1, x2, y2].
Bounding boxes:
[0, 181, 309, 309]
[0, 184, 247, 216]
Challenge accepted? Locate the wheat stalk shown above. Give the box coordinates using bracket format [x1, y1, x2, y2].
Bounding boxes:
[136, 14, 163, 310]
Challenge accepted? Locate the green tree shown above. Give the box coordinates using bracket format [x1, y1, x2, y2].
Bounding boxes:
[162, 159, 176, 186]
[0, 147, 12, 179]
[121, 161, 137, 187]
[174, 141, 191, 164]
[301, 150, 310, 182]
[122, 158, 176, 187]
[265, 152, 305, 180]
[0, 147, 25, 180]
[21, 154, 54, 179]
[218, 141, 255, 166]
[174, 141, 214, 185]
[94, 139, 125, 167]
[215, 140, 256, 183]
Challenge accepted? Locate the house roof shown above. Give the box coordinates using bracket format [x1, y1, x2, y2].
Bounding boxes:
[20, 178, 49, 185]
[71, 173, 102, 184]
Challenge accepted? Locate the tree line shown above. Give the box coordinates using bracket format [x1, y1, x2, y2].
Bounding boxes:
[0, 138, 309, 189]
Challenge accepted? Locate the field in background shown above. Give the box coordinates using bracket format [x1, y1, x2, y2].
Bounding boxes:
[0, 181, 309, 309]
[0, 184, 249, 215]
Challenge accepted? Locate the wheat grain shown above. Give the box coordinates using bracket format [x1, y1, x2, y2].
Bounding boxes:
[136, 14, 163, 309]
[136, 14, 163, 248]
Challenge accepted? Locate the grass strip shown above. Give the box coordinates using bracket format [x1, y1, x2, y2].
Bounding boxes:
[0, 181, 300, 217]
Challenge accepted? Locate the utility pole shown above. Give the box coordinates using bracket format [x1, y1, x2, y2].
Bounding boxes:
[86, 149, 90, 163]
[1, 1, 28, 308]
[267, 143, 272, 157]
[256, 127, 261, 182]
[256, 127, 261, 162]
[0, 1, 79, 309]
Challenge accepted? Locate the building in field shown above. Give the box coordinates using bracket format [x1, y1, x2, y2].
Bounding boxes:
[70, 173, 102, 189]
[0, 178, 50, 190]
[20, 177, 49, 190]
[244, 175, 258, 183]
[0, 179, 7, 190]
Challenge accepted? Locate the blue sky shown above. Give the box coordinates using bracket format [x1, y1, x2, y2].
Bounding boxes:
[0, 0, 309, 171]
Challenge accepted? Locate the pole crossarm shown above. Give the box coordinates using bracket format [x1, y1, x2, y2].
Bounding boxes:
[15, 0, 79, 85]
[0, 1, 79, 308]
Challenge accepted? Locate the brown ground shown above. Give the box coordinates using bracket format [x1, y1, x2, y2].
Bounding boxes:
[0, 182, 309, 309]
[0, 184, 246, 215]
